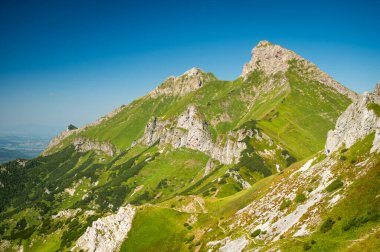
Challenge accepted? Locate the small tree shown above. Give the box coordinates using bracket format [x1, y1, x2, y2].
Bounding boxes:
[68, 124, 78, 130]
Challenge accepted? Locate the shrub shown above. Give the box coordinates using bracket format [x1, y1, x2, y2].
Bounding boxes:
[16, 218, 27, 230]
[68, 124, 78, 130]
[251, 229, 261, 237]
[320, 217, 335, 233]
[339, 155, 347, 161]
[342, 210, 379, 231]
[303, 242, 311, 250]
[367, 103, 380, 117]
[295, 193, 307, 203]
[326, 179, 343, 192]
[280, 199, 291, 210]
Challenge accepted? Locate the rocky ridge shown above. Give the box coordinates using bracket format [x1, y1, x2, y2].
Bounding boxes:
[72, 205, 135, 252]
[325, 85, 380, 154]
[242, 40, 357, 100]
[148, 67, 216, 98]
[140, 105, 250, 164]
[73, 137, 116, 157]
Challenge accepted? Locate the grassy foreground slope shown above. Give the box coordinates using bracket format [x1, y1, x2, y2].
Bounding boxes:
[120, 134, 379, 252]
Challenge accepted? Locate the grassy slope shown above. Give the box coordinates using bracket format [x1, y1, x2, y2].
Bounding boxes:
[120, 134, 379, 252]
[275, 134, 380, 251]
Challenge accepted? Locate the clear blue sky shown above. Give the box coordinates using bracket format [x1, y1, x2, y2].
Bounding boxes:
[0, 0, 379, 136]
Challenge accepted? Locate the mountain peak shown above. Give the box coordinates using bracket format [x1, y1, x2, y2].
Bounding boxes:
[183, 67, 203, 77]
[242, 40, 357, 100]
[148, 67, 216, 98]
[242, 41, 301, 78]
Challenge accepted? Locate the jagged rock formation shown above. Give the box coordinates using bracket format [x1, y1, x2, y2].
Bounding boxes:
[242, 40, 357, 100]
[73, 137, 116, 157]
[72, 205, 135, 252]
[148, 67, 216, 98]
[325, 86, 380, 154]
[141, 105, 249, 164]
[242, 40, 301, 77]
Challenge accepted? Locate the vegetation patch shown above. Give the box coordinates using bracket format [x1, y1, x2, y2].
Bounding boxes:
[251, 229, 261, 237]
[326, 179, 343, 192]
[280, 198, 291, 210]
[320, 217, 335, 233]
[367, 102, 380, 117]
[295, 193, 307, 203]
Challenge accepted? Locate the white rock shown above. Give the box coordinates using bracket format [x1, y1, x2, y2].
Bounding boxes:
[203, 159, 215, 177]
[140, 105, 250, 164]
[73, 137, 116, 157]
[326, 89, 380, 154]
[72, 205, 136, 252]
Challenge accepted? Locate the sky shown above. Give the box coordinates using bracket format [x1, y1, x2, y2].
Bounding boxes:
[0, 0, 379, 137]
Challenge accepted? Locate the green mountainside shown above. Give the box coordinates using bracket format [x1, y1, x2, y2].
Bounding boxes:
[1, 41, 379, 252]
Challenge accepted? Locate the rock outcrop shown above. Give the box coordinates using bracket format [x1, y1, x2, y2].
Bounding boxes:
[43, 129, 77, 155]
[148, 67, 216, 98]
[73, 137, 116, 157]
[72, 205, 135, 252]
[203, 159, 215, 177]
[141, 105, 249, 164]
[242, 40, 357, 100]
[326, 85, 380, 154]
[43, 105, 126, 156]
[242, 40, 301, 77]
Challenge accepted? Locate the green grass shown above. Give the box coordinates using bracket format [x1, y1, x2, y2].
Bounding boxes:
[326, 179, 343, 192]
[120, 207, 190, 252]
[367, 102, 380, 117]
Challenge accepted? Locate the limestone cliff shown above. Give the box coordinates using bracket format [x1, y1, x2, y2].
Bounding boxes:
[141, 105, 249, 164]
[73, 137, 116, 157]
[72, 205, 135, 252]
[326, 84, 380, 154]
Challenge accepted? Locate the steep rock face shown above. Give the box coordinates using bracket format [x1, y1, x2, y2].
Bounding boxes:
[242, 40, 357, 100]
[73, 137, 116, 157]
[148, 67, 216, 98]
[325, 87, 380, 154]
[72, 205, 135, 252]
[141, 105, 249, 164]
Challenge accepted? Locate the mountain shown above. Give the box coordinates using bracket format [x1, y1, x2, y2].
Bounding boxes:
[0, 41, 378, 252]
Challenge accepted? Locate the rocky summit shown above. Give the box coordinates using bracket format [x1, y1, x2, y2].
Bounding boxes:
[0, 41, 379, 252]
